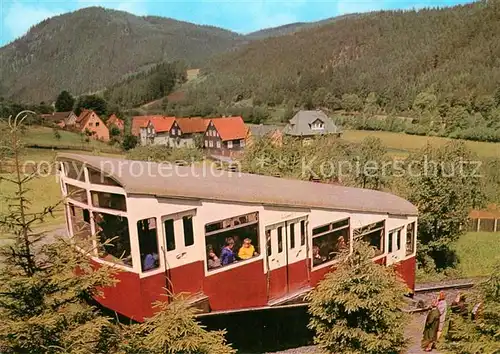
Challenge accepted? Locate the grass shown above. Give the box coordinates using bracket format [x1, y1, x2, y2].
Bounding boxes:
[20, 125, 119, 152]
[453, 232, 500, 278]
[342, 130, 500, 159]
[0, 148, 124, 233]
[416, 232, 500, 282]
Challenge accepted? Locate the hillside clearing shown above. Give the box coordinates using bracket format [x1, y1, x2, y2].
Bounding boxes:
[342, 130, 500, 159]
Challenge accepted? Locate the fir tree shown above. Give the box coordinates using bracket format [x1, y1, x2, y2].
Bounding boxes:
[55, 90, 75, 112]
[0, 111, 119, 353]
[118, 294, 235, 354]
[445, 264, 500, 354]
[307, 242, 409, 354]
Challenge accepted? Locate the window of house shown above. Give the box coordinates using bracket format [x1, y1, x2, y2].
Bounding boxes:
[406, 222, 415, 256]
[91, 191, 126, 211]
[300, 220, 306, 246]
[69, 204, 92, 250]
[95, 122, 100, 127]
[183, 215, 194, 247]
[62, 160, 85, 181]
[94, 212, 132, 267]
[216, 141, 221, 148]
[172, 128, 176, 135]
[204, 140, 208, 147]
[89, 122, 93, 127]
[164, 219, 175, 251]
[137, 218, 159, 272]
[312, 218, 350, 267]
[88, 168, 121, 186]
[177, 129, 181, 136]
[240, 139, 246, 147]
[66, 183, 87, 203]
[354, 220, 385, 256]
[205, 212, 259, 271]
[227, 141, 233, 149]
[209, 140, 214, 148]
[289, 223, 295, 249]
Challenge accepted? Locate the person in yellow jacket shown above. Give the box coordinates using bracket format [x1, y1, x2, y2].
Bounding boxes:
[238, 238, 258, 260]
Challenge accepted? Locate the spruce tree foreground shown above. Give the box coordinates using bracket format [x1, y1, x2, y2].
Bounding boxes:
[307, 242, 409, 354]
[0, 111, 234, 354]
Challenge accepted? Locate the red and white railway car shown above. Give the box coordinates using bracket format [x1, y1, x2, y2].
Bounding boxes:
[57, 153, 418, 322]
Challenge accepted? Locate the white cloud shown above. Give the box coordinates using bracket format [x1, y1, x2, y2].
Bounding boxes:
[3, 2, 64, 40]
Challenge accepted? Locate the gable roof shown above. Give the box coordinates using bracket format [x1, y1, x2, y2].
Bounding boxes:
[40, 111, 75, 122]
[284, 110, 341, 136]
[149, 116, 176, 133]
[107, 114, 124, 127]
[248, 124, 282, 138]
[131, 115, 162, 136]
[175, 117, 210, 134]
[56, 153, 418, 217]
[76, 109, 93, 124]
[210, 117, 248, 141]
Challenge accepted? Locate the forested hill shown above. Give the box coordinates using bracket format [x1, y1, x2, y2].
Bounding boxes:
[195, 1, 500, 112]
[0, 7, 243, 103]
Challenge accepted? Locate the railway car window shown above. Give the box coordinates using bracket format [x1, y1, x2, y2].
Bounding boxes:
[69, 204, 92, 250]
[183, 216, 194, 247]
[266, 230, 272, 256]
[300, 220, 306, 246]
[88, 168, 121, 186]
[388, 232, 393, 253]
[164, 219, 176, 251]
[94, 212, 132, 267]
[289, 223, 295, 249]
[204, 212, 259, 271]
[396, 229, 401, 251]
[137, 218, 159, 272]
[312, 218, 350, 267]
[91, 191, 127, 211]
[62, 161, 85, 181]
[66, 183, 88, 203]
[354, 220, 385, 256]
[277, 226, 283, 253]
[388, 228, 402, 253]
[406, 222, 415, 256]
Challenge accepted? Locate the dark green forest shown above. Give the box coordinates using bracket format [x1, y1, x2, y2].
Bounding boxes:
[173, 1, 500, 142]
[0, 7, 243, 102]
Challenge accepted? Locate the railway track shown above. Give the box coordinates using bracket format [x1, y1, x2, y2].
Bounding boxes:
[406, 278, 481, 313]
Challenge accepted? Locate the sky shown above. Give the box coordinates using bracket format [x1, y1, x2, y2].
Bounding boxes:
[0, 0, 472, 46]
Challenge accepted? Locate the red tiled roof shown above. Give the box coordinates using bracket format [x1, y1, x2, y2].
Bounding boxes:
[107, 114, 124, 127]
[149, 116, 176, 133]
[210, 116, 248, 141]
[40, 111, 74, 122]
[131, 115, 162, 136]
[76, 109, 93, 124]
[176, 117, 210, 134]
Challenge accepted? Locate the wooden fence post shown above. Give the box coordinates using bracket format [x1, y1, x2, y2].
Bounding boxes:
[477, 218, 481, 232]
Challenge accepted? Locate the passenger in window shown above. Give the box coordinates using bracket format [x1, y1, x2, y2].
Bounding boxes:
[207, 245, 221, 270]
[220, 237, 236, 266]
[336, 236, 347, 251]
[312, 245, 326, 266]
[238, 238, 258, 260]
[143, 252, 159, 271]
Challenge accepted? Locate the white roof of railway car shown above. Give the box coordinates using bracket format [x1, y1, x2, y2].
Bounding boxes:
[57, 153, 418, 216]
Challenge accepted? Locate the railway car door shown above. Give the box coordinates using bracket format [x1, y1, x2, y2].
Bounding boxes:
[386, 227, 404, 266]
[265, 222, 288, 301]
[285, 217, 309, 294]
[160, 210, 201, 294]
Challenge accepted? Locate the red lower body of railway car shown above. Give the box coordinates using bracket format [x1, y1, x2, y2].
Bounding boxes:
[93, 255, 416, 321]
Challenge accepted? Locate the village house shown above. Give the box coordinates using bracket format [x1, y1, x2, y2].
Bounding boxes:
[204, 116, 248, 157]
[171, 117, 210, 148]
[140, 116, 176, 146]
[76, 109, 109, 141]
[246, 124, 283, 147]
[283, 110, 342, 143]
[40, 111, 78, 128]
[107, 114, 125, 132]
